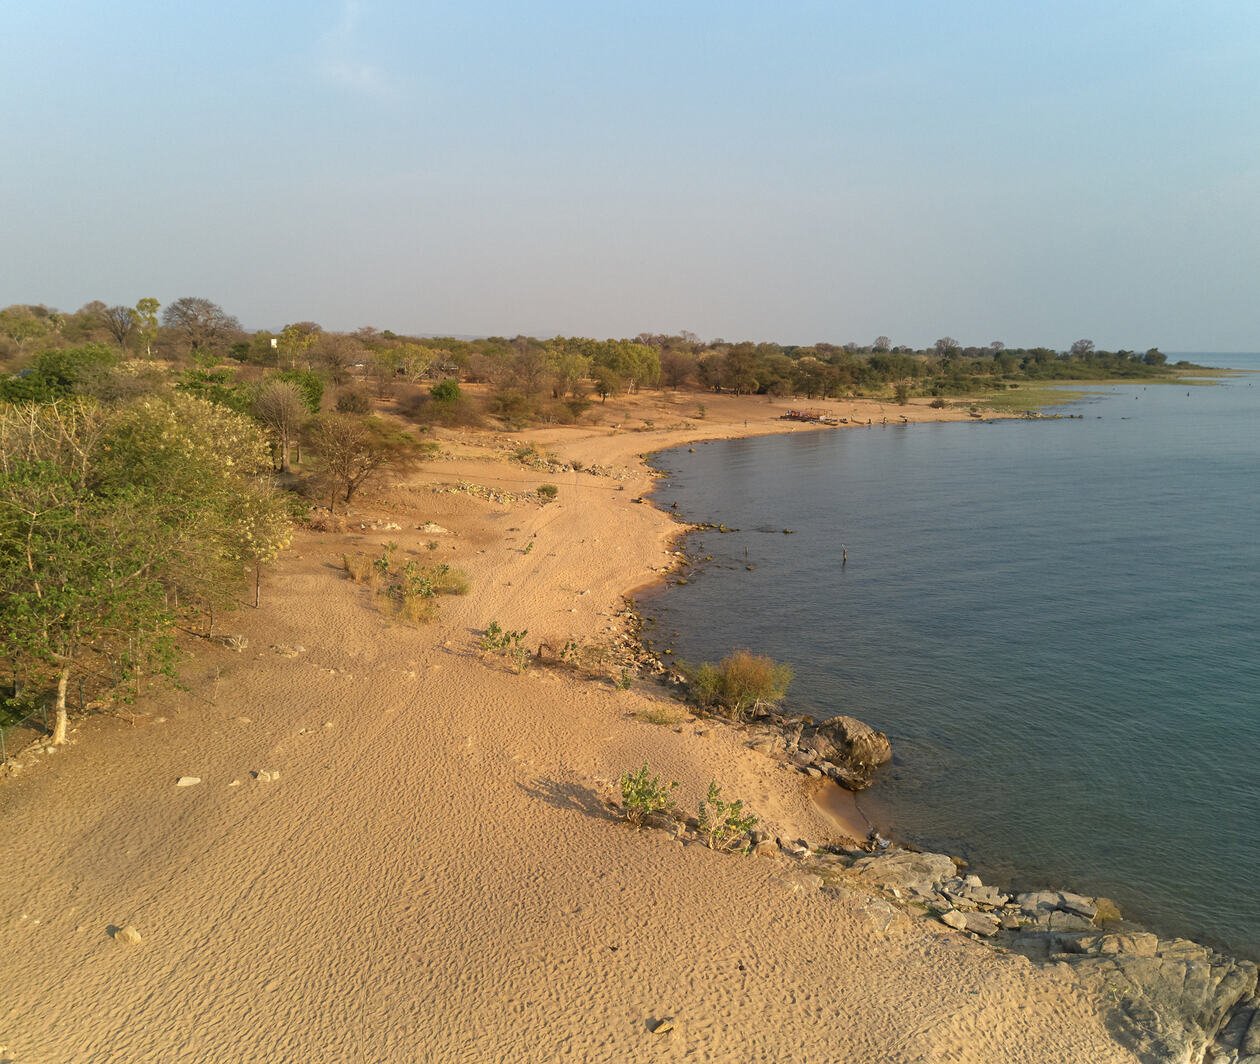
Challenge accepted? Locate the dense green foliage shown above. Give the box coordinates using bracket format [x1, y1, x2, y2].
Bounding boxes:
[0, 394, 291, 740]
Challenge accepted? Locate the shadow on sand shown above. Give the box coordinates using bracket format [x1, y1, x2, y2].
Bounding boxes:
[517, 776, 619, 823]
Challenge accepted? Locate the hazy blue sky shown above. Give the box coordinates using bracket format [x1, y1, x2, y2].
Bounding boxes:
[3, 1, 1258, 349]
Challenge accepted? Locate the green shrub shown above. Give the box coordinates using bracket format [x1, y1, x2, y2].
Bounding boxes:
[480, 621, 531, 671]
[619, 763, 678, 826]
[688, 650, 792, 721]
[697, 781, 758, 852]
[929, 397, 947, 409]
[430, 378, 462, 403]
[537, 483, 558, 502]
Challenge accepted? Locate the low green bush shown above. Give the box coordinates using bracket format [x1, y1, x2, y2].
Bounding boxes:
[619, 763, 678, 826]
[697, 781, 758, 852]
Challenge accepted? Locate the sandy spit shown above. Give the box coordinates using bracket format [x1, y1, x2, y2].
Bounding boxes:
[0, 392, 1137, 1063]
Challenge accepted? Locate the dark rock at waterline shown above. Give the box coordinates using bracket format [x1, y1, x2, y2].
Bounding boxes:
[798, 715, 892, 789]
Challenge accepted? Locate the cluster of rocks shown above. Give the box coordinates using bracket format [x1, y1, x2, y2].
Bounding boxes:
[788, 844, 1259, 1064]
[433, 481, 521, 505]
[746, 712, 894, 791]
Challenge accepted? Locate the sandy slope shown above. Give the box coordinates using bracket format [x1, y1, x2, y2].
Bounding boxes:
[0, 392, 1137, 1063]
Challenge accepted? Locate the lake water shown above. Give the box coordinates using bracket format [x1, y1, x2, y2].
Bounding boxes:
[643, 356, 1260, 960]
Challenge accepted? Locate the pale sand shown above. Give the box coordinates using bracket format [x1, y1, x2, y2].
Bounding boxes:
[0, 392, 1137, 1062]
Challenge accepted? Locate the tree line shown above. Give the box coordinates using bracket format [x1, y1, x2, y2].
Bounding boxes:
[1, 294, 1195, 745]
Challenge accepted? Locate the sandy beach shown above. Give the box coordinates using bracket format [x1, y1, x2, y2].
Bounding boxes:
[0, 392, 1141, 1062]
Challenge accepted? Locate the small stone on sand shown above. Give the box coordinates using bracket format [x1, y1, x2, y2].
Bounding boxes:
[175, 776, 201, 787]
[113, 924, 143, 946]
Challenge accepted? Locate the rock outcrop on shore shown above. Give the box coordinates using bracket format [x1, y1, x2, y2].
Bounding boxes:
[804, 844, 1259, 1064]
[743, 710, 894, 791]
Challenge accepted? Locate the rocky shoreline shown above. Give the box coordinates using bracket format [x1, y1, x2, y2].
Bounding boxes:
[617, 661, 1259, 1063]
[625, 440, 1259, 1063]
[624, 547, 1257, 1061]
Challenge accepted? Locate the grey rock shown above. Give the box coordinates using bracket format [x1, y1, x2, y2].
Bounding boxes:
[1044, 911, 1096, 933]
[851, 849, 957, 898]
[962, 911, 1001, 937]
[799, 715, 892, 790]
[961, 884, 1010, 909]
[1058, 891, 1099, 919]
[1018, 890, 1065, 917]
[941, 910, 968, 930]
[1065, 938, 1257, 1064]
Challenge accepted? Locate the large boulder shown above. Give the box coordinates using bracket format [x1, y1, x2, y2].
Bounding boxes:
[1048, 934, 1258, 1063]
[850, 849, 957, 899]
[800, 715, 892, 789]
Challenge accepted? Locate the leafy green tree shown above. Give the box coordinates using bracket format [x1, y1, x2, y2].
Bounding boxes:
[0, 306, 50, 354]
[0, 395, 291, 744]
[0, 345, 119, 403]
[175, 368, 251, 412]
[429, 378, 461, 403]
[276, 369, 324, 414]
[134, 298, 160, 358]
[278, 322, 321, 370]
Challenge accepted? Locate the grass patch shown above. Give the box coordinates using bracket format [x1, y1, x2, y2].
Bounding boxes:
[634, 704, 685, 726]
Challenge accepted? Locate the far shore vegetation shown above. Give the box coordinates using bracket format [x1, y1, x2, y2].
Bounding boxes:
[0, 294, 1217, 749]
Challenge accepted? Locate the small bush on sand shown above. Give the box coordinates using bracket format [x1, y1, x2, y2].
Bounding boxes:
[480, 621, 531, 671]
[697, 781, 758, 852]
[536, 483, 558, 502]
[620, 763, 678, 826]
[929, 397, 948, 409]
[688, 650, 793, 721]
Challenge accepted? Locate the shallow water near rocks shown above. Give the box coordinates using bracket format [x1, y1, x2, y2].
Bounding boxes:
[643, 356, 1260, 960]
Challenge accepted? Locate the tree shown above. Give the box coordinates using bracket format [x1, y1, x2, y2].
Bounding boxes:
[873, 336, 891, 352]
[593, 366, 623, 403]
[134, 298, 160, 358]
[275, 369, 324, 414]
[659, 349, 696, 389]
[102, 306, 137, 349]
[934, 337, 961, 361]
[0, 306, 50, 354]
[310, 415, 414, 511]
[1070, 338, 1095, 359]
[0, 395, 289, 745]
[278, 322, 321, 370]
[1143, 348, 1167, 366]
[252, 381, 307, 472]
[429, 378, 461, 403]
[162, 297, 240, 356]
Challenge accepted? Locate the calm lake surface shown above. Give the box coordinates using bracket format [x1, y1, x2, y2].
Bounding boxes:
[643, 356, 1260, 959]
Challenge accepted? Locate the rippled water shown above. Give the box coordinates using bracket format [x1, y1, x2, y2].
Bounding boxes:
[643, 358, 1260, 959]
